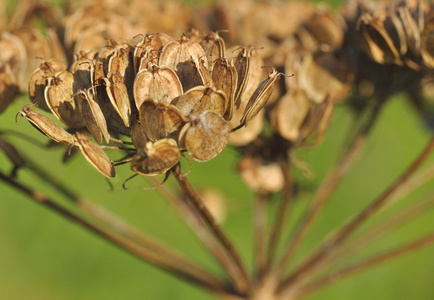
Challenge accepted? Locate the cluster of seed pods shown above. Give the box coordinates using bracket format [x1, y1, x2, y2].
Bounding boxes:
[21, 31, 283, 178]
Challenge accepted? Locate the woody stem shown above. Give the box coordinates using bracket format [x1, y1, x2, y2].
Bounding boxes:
[173, 164, 251, 295]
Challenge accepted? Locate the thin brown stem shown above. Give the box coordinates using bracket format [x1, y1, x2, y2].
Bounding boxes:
[294, 232, 434, 299]
[254, 191, 268, 279]
[266, 158, 293, 270]
[148, 175, 242, 293]
[313, 194, 434, 278]
[23, 155, 189, 263]
[0, 171, 232, 296]
[172, 164, 251, 295]
[277, 136, 434, 295]
[273, 104, 382, 279]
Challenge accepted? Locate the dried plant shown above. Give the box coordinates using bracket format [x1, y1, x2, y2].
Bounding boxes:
[1, 0, 434, 299]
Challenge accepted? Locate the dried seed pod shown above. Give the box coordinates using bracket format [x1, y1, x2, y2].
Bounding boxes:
[239, 68, 284, 128]
[212, 57, 237, 120]
[357, 13, 401, 64]
[45, 70, 84, 128]
[133, 33, 163, 74]
[139, 100, 187, 141]
[299, 96, 334, 144]
[0, 32, 27, 88]
[159, 34, 208, 74]
[176, 58, 212, 91]
[19, 106, 74, 144]
[180, 110, 229, 162]
[298, 50, 353, 103]
[76, 88, 110, 144]
[134, 65, 183, 108]
[238, 156, 284, 193]
[231, 46, 256, 108]
[397, 5, 421, 57]
[0, 64, 19, 114]
[271, 90, 311, 142]
[200, 31, 226, 71]
[421, 17, 434, 67]
[131, 138, 181, 176]
[172, 86, 227, 118]
[73, 131, 115, 178]
[103, 72, 131, 127]
[28, 58, 67, 111]
[130, 117, 149, 150]
[70, 50, 99, 74]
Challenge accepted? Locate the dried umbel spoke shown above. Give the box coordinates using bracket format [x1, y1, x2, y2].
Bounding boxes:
[173, 86, 227, 118]
[139, 99, 187, 141]
[131, 138, 181, 176]
[180, 111, 229, 162]
[28, 58, 67, 111]
[45, 70, 84, 128]
[76, 88, 110, 144]
[18, 106, 74, 145]
[134, 65, 183, 108]
[72, 131, 115, 178]
[0, 137, 25, 175]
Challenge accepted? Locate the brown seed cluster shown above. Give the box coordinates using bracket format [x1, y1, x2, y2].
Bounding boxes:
[22, 30, 281, 177]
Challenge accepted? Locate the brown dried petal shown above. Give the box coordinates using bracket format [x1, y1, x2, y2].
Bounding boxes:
[73, 131, 115, 178]
[19, 106, 74, 144]
[130, 117, 149, 150]
[45, 70, 84, 128]
[172, 86, 227, 118]
[131, 138, 181, 176]
[139, 99, 187, 141]
[182, 111, 229, 162]
[134, 65, 183, 109]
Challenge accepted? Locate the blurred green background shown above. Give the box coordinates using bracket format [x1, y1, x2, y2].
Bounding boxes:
[1, 0, 434, 299]
[1, 92, 434, 300]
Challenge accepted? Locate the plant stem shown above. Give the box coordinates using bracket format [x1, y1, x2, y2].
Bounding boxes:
[148, 175, 243, 293]
[294, 231, 434, 299]
[273, 103, 382, 279]
[277, 136, 434, 296]
[310, 193, 434, 280]
[254, 191, 268, 279]
[0, 171, 231, 296]
[172, 164, 251, 295]
[266, 158, 293, 270]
